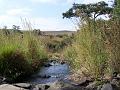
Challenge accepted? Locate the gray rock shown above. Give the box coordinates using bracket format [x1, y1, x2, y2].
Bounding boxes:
[14, 83, 31, 89]
[45, 85, 50, 90]
[61, 86, 84, 90]
[97, 85, 102, 90]
[111, 79, 119, 87]
[0, 76, 6, 84]
[117, 74, 120, 78]
[33, 84, 51, 90]
[101, 83, 113, 90]
[32, 85, 42, 90]
[49, 80, 84, 90]
[86, 81, 97, 89]
[0, 84, 27, 90]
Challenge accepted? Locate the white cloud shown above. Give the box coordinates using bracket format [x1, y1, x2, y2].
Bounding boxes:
[30, 0, 77, 4]
[30, 0, 106, 5]
[0, 14, 74, 30]
[66, 0, 110, 4]
[23, 17, 74, 30]
[30, 0, 59, 3]
[0, 15, 21, 28]
[66, 0, 74, 3]
[6, 8, 31, 16]
[0, 0, 4, 3]
[83, 0, 109, 4]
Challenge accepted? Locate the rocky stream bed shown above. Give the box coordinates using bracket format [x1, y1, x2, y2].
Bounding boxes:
[0, 60, 120, 90]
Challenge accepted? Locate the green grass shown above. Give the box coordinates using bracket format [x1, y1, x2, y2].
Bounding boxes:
[63, 18, 120, 79]
[0, 30, 48, 81]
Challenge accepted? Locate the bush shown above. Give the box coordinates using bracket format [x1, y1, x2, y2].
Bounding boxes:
[27, 38, 48, 71]
[64, 22, 109, 79]
[0, 31, 48, 81]
[0, 46, 32, 80]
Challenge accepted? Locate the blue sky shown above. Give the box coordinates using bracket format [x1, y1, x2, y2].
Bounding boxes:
[0, 0, 111, 31]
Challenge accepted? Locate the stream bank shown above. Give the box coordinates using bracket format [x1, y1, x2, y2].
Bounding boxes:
[0, 60, 120, 90]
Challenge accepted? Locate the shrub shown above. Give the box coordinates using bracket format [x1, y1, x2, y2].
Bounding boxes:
[64, 22, 109, 79]
[0, 31, 48, 81]
[0, 46, 32, 80]
[27, 37, 48, 71]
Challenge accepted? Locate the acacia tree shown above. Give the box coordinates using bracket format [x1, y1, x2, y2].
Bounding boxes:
[63, 1, 113, 22]
[12, 25, 20, 31]
[12, 25, 23, 34]
[63, 1, 114, 78]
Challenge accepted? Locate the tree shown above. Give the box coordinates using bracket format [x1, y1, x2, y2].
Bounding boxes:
[12, 25, 20, 31]
[33, 29, 42, 35]
[114, 0, 120, 18]
[63, 1, 113, 21]
[3, 26, 7, 30]
[2, 26, 10, 36]
[12, 25, 23, 34]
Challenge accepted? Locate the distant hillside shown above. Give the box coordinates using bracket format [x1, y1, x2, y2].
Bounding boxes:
[41, 31, 76, 36]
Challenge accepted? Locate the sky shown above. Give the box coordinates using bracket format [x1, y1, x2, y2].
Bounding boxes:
[0, 0, 112, 31]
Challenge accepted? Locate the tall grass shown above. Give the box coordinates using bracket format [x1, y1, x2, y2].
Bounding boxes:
[64, 17, 120, 79]
[64, 21, 108, 78]
[104, 18, 120, 74]
[0, 25, 48, 80]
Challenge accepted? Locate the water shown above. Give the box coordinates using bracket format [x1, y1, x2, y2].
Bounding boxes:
[27, 61, 70, 84]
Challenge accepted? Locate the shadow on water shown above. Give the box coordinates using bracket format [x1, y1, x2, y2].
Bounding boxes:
[27, 60, 70, 84]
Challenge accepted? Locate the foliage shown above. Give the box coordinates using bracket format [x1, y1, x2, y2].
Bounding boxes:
[64, 22, 108, 78]
[27, 37, 48, 71]
[114, 0, 120, 16]
[63, 1, 113, 20]
[0, 47, 32, 80]
[63, 0, 120, 79]
[44, 35, 73, 53]
[0, 30, 48, 81]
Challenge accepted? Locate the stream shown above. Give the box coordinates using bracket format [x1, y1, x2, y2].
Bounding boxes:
[27, 60, 70, 84]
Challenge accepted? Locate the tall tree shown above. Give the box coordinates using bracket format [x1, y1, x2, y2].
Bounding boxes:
[63, 1, 113, 21]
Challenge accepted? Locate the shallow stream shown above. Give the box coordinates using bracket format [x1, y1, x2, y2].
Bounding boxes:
[27, 61, 70, 84]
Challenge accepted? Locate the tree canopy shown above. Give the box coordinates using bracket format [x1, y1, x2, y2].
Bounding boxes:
[63, 1, 113, 20]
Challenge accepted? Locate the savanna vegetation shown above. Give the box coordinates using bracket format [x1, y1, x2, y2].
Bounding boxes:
[63, 0, 120, 80]
[0, 25, 48, 81]
[0, 24, 73, 82]
[0, 0, 120, 85]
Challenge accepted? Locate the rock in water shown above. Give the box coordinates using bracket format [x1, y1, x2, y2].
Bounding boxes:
[45, 85, 50, 90]
[14, 83, 31, 89]
[0, 84, 26, 90]
[101, 83, 113, 90]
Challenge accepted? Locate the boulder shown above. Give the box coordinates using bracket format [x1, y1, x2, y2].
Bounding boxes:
[86, 81, 97, 90]
[60, 61, 65, 65]
[44, 64, 52, 67]
[77, 77, 93, 87]
[0, 76, 6, 84]
[101, 83, 113, 90]
[34, 84, 51, 90]
[111, 79, 119, 86]
[97, 85, 102, 90]
[32, 85, 42, 90]
[0, 84, 26, 90]
[61, 86, 85, 90]
[45, 85, 50, 90]
[111, 79, 120, 90]
[14, 83, 31, 89]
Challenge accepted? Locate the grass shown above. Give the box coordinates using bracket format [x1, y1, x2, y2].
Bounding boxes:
[63, 17, 120, 79]
[0, 29, 48, 81]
